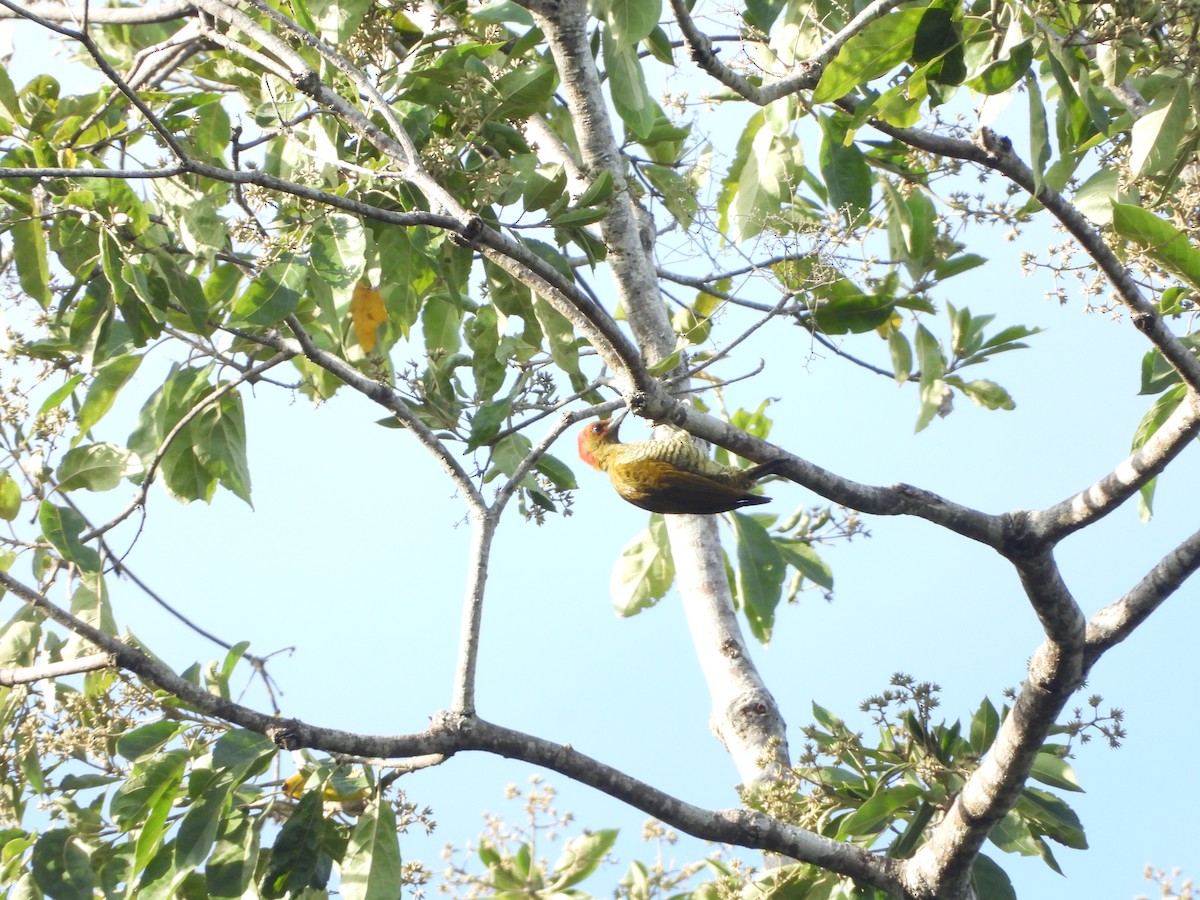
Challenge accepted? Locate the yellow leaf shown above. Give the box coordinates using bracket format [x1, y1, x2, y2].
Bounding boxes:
[350, 282, 387, 351]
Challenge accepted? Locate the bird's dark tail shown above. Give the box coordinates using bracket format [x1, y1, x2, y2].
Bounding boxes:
[746, 457, 789, 482]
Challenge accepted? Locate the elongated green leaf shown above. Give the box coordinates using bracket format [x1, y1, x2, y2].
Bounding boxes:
[341, 796, 403, 900]
[967, 40, 1033, 94]
[11, 214, 52, 307]
[212, 729, 276, 780]
[494, 61, 558, 120]
[914, 325, 948, 432]
[969, 697, 1000, 755]
[1015, 788, 1087, 849]
[603, 27, 655, 138]
[1130, 78, 1189, 178]
[207, 813, 262, 898]
[110, 750, 189, 830]
[550, 829, 619, 890]
[1028, 752, 1083, 793]
[611, 514, 675, 616]
[1025, 72, 1050, 196]
[607, 0, 660, 46]
[1111, 203, 1200, 290]
[813, 9, 925, 102]
[192, 394, 252, 505]
[772, 539, 833, 590]
[75, 355, 142, 443]
[175, 772, 233, 870]
[731, 512, 786, 643]
[0, 472, 22, 521]
[263, 791, 328, 898]
[970, 854, 1017, 900]
[836, 784, 924, 839]
[38, 501, 101, 571]
[118, 721, 185, 761]
[819, 113, 871, 223]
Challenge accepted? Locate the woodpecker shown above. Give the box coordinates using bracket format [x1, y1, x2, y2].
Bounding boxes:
[577, 418, 785, 515]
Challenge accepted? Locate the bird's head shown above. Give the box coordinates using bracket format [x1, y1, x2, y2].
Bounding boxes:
[577, 417, 621, 469]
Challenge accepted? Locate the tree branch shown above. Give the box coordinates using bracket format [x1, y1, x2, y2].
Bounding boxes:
[1085, 526, 1200, 662]
[0, 653, 113, 685]
[1031, 391, 1200, 542]
[0, 0, 193, 23]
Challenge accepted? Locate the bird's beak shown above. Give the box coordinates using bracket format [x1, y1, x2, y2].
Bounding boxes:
[608, 409, 627, 437]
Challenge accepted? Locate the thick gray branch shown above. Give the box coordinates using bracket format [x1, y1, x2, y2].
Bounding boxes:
[1086, 527, 1200, 661]
[1031, 392, 1200, 542]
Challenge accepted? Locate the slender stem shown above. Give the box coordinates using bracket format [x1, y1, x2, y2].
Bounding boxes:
[0, 653, 113, 685]
[450, 514, 497, 715]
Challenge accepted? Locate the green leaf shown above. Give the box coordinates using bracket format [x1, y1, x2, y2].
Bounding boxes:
[603, 28, 655, 138]
[956, 379, 1015, 411]
[493, 61, 557, 120]
[772, 539, 833, 590]
[731, 512, 786, 643]
[231, 257, 304, 326]
[607, 0, 660, 46]
[970, 854, 1016, 900]
[10, 213, 52, 307]
[31, 830, 94, 900]
[38, 501, 101, 571]
[36, 384, 85, 434]
[967, 40, 1033, 94]
[341, 796, 403, 900]
[1111, 203, 1200, 290]
[888, 327, 912, 384]
[819, 113, 872, 224]
[212, 729, 276, 780]
[175, 773, 233, 870]
[263, 791, 329, 898]
[1014, 788, 1087, 849]
[466, 398, 512, 452]
[914, 324, 947, 432]
[56, 442, 142, 492]
[611, 514, 675, 616]
[192, 394, 252, 505]
[110, 750, 188, 831]
[118, 721, 184, 761]
[523, 164, 568, 211]
[1028, 751, 1083, 793]
[75, 355, 142, 442]
[0, 472, 21, 521]
[1025, 72, 1050, 196]
[835, 784, 924, 840]
[1130, 78, 1189, 178]
[968, 697, 999, 755]
[310, 214, 366, 289]
[643, 163, 698, 230]
[422, 296, 462, 356]
[813, 9, 925, 102]
[550, 829, 619, 890]
[810, 287, 895, 334]
[207, 813, 261, 898]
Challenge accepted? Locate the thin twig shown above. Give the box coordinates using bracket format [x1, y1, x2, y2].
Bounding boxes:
[0, 653, 113, 685]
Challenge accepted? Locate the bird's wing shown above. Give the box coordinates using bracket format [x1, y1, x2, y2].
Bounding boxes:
[607, 459, 765, 515]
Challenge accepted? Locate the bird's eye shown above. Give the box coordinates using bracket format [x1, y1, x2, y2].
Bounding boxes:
[590, 423, 603, 433]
